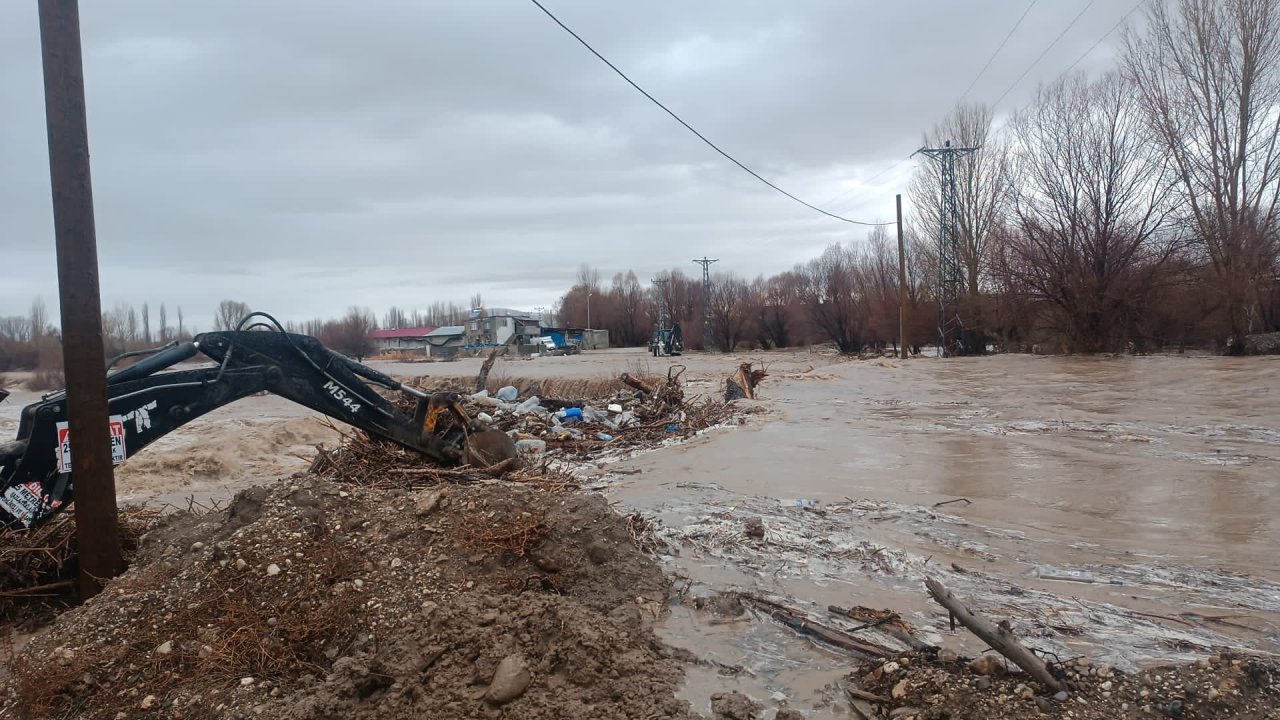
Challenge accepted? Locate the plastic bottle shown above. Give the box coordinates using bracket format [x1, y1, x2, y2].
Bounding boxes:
[555, 407, 583, 423]
[515, 396, 542, 414]
[496, 386, 519, 403]
[514, 438, 546, 455]
[597, 432, 614, 441]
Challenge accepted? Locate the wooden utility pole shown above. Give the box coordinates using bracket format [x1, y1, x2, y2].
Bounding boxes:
[896, 194, 908, 360]
[39, 0, 122, 598]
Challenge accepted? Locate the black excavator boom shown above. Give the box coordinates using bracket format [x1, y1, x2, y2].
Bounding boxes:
[0, 312, 499, 529]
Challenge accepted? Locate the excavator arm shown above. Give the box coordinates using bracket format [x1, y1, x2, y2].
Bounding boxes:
[0, 313, 488, 530]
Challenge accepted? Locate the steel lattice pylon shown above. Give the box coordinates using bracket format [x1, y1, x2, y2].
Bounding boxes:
[692, 257, 718, 346]
[913, 141, 978, 357]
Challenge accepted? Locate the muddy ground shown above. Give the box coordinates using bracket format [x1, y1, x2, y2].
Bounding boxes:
[3, 348, 1279, 718]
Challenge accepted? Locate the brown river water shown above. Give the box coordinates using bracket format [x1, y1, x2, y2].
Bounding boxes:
[604, 352, 1280, 716]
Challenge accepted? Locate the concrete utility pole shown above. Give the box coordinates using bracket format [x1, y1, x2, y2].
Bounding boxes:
[896, 194, 908, 360]
[38, 0, 122, 598]
[912, 141, 977, 358]
[692, 257, 717, 350]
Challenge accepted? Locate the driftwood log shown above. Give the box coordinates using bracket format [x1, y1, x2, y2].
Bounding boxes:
[474, 347, 501, 394]
[744, 596, 893, 659]
[925, 578, 1062, 692]
[620, 372, 655, 396]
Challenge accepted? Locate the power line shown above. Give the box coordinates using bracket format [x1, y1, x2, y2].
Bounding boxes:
[990, 0, 1144, 143]
[816, 155, 915, 215]
[991, 0, 1098, 110]
[958, 0, 1041, 103]
[1057, 0, 1145, 77]
[526, 0, 895, 227]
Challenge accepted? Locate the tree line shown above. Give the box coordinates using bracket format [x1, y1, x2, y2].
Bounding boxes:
[559, 0, 1280, 355]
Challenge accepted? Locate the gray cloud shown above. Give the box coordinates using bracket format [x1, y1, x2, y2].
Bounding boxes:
[1, 1, 1135, 330]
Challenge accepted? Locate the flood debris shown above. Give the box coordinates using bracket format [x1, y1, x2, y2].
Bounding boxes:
[925, 577, 1063, 693]
[1242, 331, 1280, 355]
[0, 507, 159, 626]
[642, 491, 1280, 672]
[848, 650, 1280, 720]
[742, 595, 895, 659]
[725, 362, 768, 401]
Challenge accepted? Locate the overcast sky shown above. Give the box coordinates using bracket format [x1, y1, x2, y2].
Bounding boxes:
[1, 1, 1136, 331]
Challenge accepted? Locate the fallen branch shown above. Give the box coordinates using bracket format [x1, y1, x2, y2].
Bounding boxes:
[0, 580, 75, 597]
[932, 497, 972, 508]
[925, 577, 1062, 693]
[620, 372, 655, 396]
[845, 687, 891, 704]
[474, 347, 501, 394]
[827, 607, 900, 633]
[829, 604, 932, 651]
[743, 596, 893, 659]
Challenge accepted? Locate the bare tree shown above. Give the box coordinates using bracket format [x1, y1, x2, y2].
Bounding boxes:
[158, 304, 169, 341]
[1123, 0, 1280, 350]
[1000, 72, 1179, 353]
[797, 244, 867, 353]
[384, 306, 409, 329]
[141, 303, 151, 344]
[752, 272, 799, 349]
[29, 298, 49, 342]
[576, 264, 601, 293]
[214, 300, 252, 331]
[705, 273, 752, 351]
[611, 271, 649, 346]
[319, 307, 378, 361]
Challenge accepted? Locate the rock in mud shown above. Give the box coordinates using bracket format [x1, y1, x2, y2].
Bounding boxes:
[969, 654, 1003, 676]
[710, 691, 762, 719]
[413, 489, 443, 516]
[485, 653, 532, 705]
[775, 710, 805, 720]
[743, 516, 765, 539]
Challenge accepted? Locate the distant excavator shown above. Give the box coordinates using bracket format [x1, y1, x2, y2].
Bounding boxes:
[0, 312, 515, 530]
[648, 322, 683, 357]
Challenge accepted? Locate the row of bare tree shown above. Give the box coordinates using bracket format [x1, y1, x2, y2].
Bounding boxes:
[1, 299, 198, 374]
[556, 0, 1280, 355]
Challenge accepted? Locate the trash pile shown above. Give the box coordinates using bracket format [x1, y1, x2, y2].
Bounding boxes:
[464, 368, 741, 459]
[309, 369, 752, 490]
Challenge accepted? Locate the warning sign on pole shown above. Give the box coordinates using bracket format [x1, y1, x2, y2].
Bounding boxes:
[56, 416, 126, 474]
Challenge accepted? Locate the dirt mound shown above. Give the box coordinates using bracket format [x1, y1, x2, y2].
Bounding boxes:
[848, 651, 1280, 719]
[3, 478, 693, 719]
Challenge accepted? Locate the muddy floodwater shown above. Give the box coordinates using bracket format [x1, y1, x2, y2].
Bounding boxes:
[603, 352, 1280, 715]
[4, 349, 1279, 717]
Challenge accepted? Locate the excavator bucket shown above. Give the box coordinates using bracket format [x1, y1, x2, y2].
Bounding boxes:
[464, 429, 519, 467]
[418, 392, 518, 468]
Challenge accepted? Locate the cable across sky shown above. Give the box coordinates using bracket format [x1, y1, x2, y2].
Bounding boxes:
[526, 0, 896, 227]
